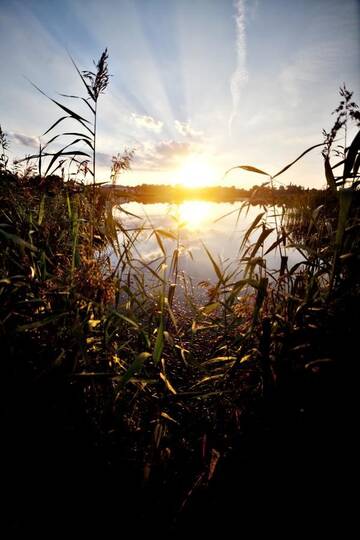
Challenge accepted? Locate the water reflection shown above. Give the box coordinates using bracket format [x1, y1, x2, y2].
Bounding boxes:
[177, 200, 215, 230]
[114, 201, 302, 282]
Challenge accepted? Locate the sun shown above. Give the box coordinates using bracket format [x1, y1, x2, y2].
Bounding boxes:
[175, 156, 217, 188]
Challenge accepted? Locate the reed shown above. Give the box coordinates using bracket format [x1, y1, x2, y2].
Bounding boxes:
[1, 54, 359, 533]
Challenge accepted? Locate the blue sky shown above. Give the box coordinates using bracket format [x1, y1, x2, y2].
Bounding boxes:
[0, 0, 359, 188]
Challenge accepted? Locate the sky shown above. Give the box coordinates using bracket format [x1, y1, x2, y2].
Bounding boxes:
[0, 0, 359, 188]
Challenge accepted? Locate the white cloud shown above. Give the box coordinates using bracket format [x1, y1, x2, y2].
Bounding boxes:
[134, 139, 198, 171]
[229, 0, 248, 133]
[174, 120, 203, 139]
[9, 132, 39, 148]
[131, 113, 163, 133]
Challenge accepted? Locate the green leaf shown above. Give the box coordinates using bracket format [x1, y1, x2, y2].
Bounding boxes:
[38, 194, 45, 225]
[121, 352, 151, 385]
[17, 312, 67, 331]
[153, 318, 164, 364]
[201, 302, 221, 315]
[112, 311, 139, 329]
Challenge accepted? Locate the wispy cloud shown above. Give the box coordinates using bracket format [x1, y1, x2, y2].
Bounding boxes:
[134, 139, 197, 171]
[229, 0, 248, 133]
[9, 132, 39, 148]
[279, 42, 342, 108]
[174, 120, 203, 139]
[131, 113, 163, 133]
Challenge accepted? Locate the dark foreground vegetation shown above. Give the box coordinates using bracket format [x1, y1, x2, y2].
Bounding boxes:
[1, 52, 359, 534]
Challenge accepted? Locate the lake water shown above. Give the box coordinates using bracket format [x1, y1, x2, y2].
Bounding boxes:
[112, 200, 302, 288]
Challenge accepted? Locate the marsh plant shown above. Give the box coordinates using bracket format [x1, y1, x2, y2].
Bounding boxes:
[0, 124, 9, 171]
[15, 49, 110, 182]
[1, 49, 359, 533]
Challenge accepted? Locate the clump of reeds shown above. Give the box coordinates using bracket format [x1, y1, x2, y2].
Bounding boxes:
[2, 53, 359, 535]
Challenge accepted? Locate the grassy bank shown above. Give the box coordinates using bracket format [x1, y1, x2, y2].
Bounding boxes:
[1, 166, 359, 533]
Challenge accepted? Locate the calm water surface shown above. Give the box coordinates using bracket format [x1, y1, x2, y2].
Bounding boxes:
[113, 200, 302, 284]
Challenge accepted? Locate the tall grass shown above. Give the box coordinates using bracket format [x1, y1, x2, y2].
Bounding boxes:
[1, 55, 359, 533]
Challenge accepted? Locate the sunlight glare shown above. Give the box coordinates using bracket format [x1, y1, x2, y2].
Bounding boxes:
[177, 200, 213, 230]
[175, 156, 217, 188]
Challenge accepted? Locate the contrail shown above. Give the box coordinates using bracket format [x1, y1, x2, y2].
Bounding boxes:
[229, 0, 248, 134]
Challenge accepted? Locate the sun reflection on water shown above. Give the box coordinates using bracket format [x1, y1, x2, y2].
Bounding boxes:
[177, 200, 213, 230]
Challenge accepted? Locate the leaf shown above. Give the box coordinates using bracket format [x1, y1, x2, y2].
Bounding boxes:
[153, 318, 164, 364]
[202, 242, 224, 283]
[154, 230, 166, 256]
[252, 277, 268, 323]
[42, 116, 70, 136]
[59, 93, 96, 114]
[335, 190, 353, 249]
[305, 358, 334, 371]
[160, 372, 177, 394]
[352, 152, 360, 179]
[208, 449, 221, 481]
[201, 302, 221, 315]
[272, 142, 325, 179]
[38, 194, 45, 225]
[343, 130, 360, 179]
[170, 248, 179, 277]
[225, 165, 270, 177]
[67, 52, 96, 101]
[112, 311, 139, 329]
[121, 352, 151, 385]
[17, 312, 67, 331]
[324, 156, 337, 192]
[0, 228, 38, 252]
[160, 412, 179, 424]
[191, 375, 223, 388]
[248, 227, 274, 259]
[136, 259, 167, 284]
[203, 356, 237, 365]
[28, 79, 91, 124]
[45, 148, 91, 177]
[227, 279, 253, 303]
[44, 132, 92, 149]
[264, 234, 285, 255]
[239, 212, 265, 253]
[88, 319, 101, 329]
[331, 158, 345, 171]
[156, 229, 177, 240]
